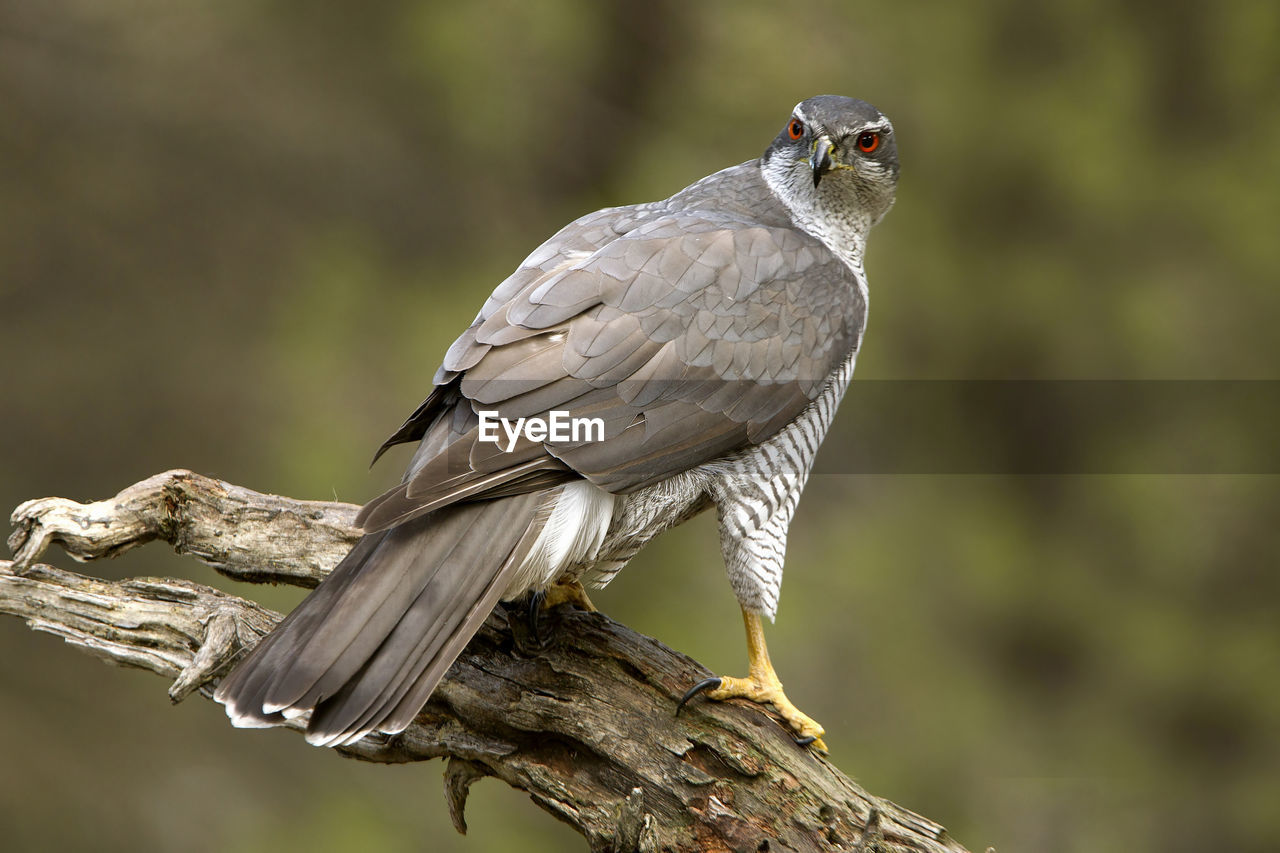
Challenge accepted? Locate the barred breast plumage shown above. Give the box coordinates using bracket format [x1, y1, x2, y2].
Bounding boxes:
[578, 344, 859, 620]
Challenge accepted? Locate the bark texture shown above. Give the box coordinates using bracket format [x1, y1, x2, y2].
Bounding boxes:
[4, 470, 975, 853]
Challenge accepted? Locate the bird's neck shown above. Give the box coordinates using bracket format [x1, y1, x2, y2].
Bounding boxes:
[759, 160, 871, 303]
[761, 163, 869, 271]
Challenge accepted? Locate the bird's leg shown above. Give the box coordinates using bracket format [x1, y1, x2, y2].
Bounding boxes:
[540, 579, 597, 612]
[679, 607, 827, 753]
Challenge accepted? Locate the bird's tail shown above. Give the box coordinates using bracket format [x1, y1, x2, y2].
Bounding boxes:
[214, 491, 546, 747]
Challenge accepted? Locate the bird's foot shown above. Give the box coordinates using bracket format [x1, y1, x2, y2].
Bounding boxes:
[677, 607, 828, 752]
[678, 672, 828, 753]
[519, 581, 597, 650]
[541, 579, 597, 612]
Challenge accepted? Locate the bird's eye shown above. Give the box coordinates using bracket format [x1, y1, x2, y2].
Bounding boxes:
[856, 131, 881, 154]
[787, 119, 804, 141]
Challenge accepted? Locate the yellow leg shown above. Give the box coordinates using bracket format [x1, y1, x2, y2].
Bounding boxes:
[703, 608, 827, 753]
[541, 579, 597, 612]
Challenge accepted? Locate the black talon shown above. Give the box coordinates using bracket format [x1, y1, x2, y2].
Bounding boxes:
[675, 677, 723, 716]
[794, 735, 818, 747]
[525, 589, 547, 648]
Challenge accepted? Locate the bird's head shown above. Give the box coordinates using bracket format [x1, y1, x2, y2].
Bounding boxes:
[762, 95, 899, 235]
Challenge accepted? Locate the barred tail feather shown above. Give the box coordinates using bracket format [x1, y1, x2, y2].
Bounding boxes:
[214, 492, 547, 746]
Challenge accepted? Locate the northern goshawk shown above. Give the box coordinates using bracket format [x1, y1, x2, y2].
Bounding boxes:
[216, 95, 899, 753]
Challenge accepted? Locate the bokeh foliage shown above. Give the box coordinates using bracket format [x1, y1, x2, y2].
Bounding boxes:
[2, 2, 1277, 851]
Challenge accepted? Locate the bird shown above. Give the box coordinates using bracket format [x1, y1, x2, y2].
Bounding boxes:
[215, 95, 899, 753]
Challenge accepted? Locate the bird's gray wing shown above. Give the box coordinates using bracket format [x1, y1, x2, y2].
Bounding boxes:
[359, 207, 863, 533]
[370, 202, 664, 465]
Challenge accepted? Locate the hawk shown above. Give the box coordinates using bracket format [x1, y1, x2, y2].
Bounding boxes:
[216, 95, 899, 753]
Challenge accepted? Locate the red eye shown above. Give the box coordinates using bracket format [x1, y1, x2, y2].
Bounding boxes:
[856, 131, 880, 153]
[787, 118, 804, 140]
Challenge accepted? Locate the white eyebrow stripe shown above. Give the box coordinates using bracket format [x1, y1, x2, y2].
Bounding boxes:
[793, 104, 894, 139]
[845, 120, 893, 140]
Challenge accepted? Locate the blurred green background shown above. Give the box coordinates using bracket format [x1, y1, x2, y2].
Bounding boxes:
[2, 2, 1278, 851]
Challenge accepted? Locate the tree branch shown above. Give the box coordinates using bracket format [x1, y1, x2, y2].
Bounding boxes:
[4, 470, 974, 853]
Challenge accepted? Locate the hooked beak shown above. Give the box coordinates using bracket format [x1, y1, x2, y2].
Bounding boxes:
[809, 135, 835, 187]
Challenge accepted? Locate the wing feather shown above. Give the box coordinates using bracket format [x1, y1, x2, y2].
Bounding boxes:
[362, 162, 865, 531]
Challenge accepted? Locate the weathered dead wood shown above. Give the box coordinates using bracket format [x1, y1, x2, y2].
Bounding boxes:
[4, 469, 974, 853]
